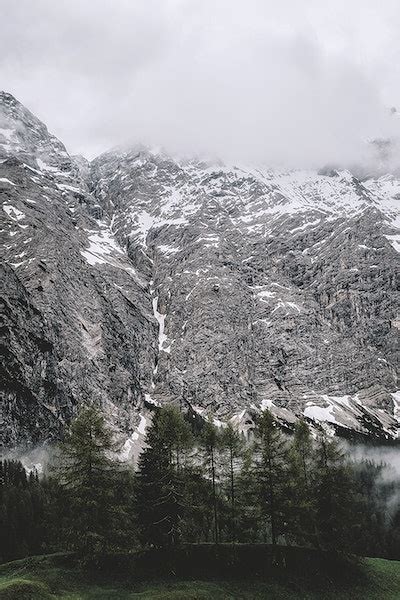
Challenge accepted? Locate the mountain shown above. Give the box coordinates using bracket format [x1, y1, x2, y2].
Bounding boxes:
[1, 92, 399, 454]
[0, 93, 155, 449]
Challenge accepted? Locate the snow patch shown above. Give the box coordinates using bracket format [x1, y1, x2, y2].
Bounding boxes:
[137, 414, 148, 435]
[3, 204, 25, 221]
[152, 296, 171, 353]
[304, 404, 337, 424]
[0, 177, 16, 186]
[37, 158, 61, 173]
[119, 413, 150, 462]
[260, 399, 273, 410]
[256, 289, 276, 301]
[81, 229, 123, 266]
[56, 182, 81, 193]
[385, 233, 400, 253]
[271, 300, 301, 314]
[0, 127, 14, 141]
[144, 393, 160, 407]
[391, 391, 400, 421]
[158, 244, 180, 255]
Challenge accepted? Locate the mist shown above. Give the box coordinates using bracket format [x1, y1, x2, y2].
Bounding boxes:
[1, 0, 400, 167]
[347, 442, 400, 478]
[345, 442, 400, 526]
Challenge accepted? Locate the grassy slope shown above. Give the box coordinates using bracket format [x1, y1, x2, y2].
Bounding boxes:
[0, 553, 399, 599]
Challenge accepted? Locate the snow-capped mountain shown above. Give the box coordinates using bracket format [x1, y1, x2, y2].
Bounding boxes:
[1, 92, 399, 451]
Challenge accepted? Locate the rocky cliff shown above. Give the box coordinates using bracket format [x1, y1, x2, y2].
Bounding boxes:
[1, 92, 399, 452]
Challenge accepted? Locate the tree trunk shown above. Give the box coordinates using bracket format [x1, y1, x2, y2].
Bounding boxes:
[211, 447, 219, 544]
[268, 455, 276, 546]
[230, 445, 235, 543]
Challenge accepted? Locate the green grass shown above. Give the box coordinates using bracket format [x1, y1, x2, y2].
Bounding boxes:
[0, 552, 399, 599]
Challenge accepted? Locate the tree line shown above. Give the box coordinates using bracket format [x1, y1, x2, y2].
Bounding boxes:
[1, 405, 399, 563]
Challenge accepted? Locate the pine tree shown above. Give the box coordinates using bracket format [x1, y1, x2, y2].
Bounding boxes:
[180, 464, 214, 543]
[254, 410, 290, 545]
[236, 447, 260, 543]
[0, 460, 48, 562]
[287, 420, 316, 545]
[201, 422, 221, 544]
[313, 431, 358, 552]
[220, 423, 244, 542]
[135, 406, 193, 548]
[54, 405, 130, 557]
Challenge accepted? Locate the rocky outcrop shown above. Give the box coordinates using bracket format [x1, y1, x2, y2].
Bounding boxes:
[1, 95, 155, 448]
[89, 149, 399, 440]
[1, 93, 399, 450]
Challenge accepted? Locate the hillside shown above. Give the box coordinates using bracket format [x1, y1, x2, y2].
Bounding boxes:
[0, 550, 400, 599]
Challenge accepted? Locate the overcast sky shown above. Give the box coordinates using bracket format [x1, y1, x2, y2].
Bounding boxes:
[1, 0, 400, 167]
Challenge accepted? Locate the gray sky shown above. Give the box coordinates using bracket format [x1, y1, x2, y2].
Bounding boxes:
[1, 0, 400, 167]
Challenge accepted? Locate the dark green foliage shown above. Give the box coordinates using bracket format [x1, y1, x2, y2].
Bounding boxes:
[52, 406, 136, 557]
[135, 407, 193, 548]
[351, 459, 400, 558]
[287, 421, 317, 545]
[180, 465, 215, 543]
[220, 424, 244, 542]
[0, 460, 47, 563]
[235, 448, 261, 543]
[254, 410, 291, 545]
[0, 579, 52, 600]
[1, 406, 399, 565]
[200, 422, 222, 543]
[2, 551, 400, 600]
[313, 432, 359, 551]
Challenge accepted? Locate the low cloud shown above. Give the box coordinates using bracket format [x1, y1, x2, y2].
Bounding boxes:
[346, 442, 400, 522]
[1, 0, 400, 167]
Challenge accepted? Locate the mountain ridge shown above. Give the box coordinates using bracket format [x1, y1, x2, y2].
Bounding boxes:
[1, 92, 399, 455]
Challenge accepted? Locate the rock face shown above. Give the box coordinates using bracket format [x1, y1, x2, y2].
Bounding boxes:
[1, 92, 399, 450]
[0, 93, 155, 447]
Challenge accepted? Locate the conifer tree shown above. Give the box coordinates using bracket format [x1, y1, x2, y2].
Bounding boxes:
[54, 405, 130, 557]
[201, 422, 221, 544]
[288, 420, 316, 545]
[0, 460, 48, 562]
[180, 463, 215, 543]
[220, 423, 244, 542]
[136, 406, 193, 548]
[236, 447, 260, 543]
[313, 431, 357, 551]
[254, 410, 289, 545]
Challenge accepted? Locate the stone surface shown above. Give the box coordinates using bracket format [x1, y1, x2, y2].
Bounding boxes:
[1, 93, 399, 450]
[0, 94, 155, 448]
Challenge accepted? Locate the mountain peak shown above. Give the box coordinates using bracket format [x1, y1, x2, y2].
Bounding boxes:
[0, 90, 19, 105]
[0, 92, 73, 172]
